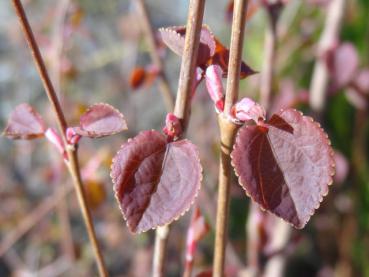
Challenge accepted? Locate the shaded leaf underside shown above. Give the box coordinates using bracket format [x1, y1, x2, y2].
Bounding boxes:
[232, 109, 335, 228]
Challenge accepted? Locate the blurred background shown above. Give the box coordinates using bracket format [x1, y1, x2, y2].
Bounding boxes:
[0, 0, 368, 276]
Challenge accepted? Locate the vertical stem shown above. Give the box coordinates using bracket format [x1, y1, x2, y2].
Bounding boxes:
[309, 0, 346, 114]
[174, 0, 206, 128]
[151, 1, 205, 276]
[213, 1, 248, 276]
[152, 225, 170, 277]
[66, 149, 108, 276]
[11, 1, 108, 276]
[223, 0, 249, 116]
[135, 0, 175, 111]
[260, 15, 277, 111]
[213, 116, 240, 277]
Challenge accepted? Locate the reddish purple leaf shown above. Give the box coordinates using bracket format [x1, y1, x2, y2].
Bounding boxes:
[3, 103, 46, 140]
[111, 130, 202, 233]
[159, 25, 216, 66]
[75, 103, 127, 138]
[231, 108, 335, 228]
[330, 43, 359, 89]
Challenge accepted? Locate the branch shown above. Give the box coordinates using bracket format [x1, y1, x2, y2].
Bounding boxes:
[174, 0, 206, 130]
[151, 1, 205, 276]
[11, 1, 108, 276]
[134, 0, 175, 111]
[213, 1, 249, 276]
[223, 0, 249, 115]
[309, 0, 346, 114]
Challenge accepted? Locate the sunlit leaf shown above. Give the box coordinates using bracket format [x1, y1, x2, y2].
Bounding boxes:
[75, 103, 127, 138]
[3, 103, 46, 140]
[111, 130, 202, 233]
[231, 108, 335, 228]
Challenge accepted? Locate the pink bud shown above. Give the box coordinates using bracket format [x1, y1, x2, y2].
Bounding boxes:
[45, 128, 67, 160]
[66, 127, 81, 145]
[163, 113, 182, 139]
[233, 97, 266, 123]
[205, 64, 224, 111]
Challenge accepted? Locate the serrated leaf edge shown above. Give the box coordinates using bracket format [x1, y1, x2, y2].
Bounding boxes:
[110, 130, 203, 234]
[230, 108, 335, 229]
[79, 102, 127, 138]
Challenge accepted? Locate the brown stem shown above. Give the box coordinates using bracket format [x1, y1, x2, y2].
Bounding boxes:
[134, 0, 175, 111]
[260, 14, 277, 112]
[150, 1, 205, 276]
[223, 0, 249, 116]
[11, 1, 108, 276]
[66, 149, 108, 276]
[174, 0, 206, 129]
[152, 225, 170, 277]
[213, 116, 240, 277]
[213, 1, 249, 276]
[0, 183, 73, 257]
[309, 0, 346, 114]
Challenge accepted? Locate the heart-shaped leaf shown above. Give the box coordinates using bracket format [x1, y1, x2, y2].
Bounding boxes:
[3, 103, 46, 140]
[75, 103, 127, 138]
[231, 108, 335, 228]
[159, 25, 216, 66]
[111, 130, 202, 233]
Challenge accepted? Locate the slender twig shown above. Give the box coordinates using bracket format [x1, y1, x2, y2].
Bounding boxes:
[0, 184, 74, 257]
[309, 0, 346, 114]
[223, 0, 249, 116]
[213, 1, 249, 276]
[174, 0, 206, 128]
[152, 226, 170, 277]
[260, 8, 277, 111]
[151, 1, 206, 276]
[11, 1, 108, 276]
[134, 0, 175, 111]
